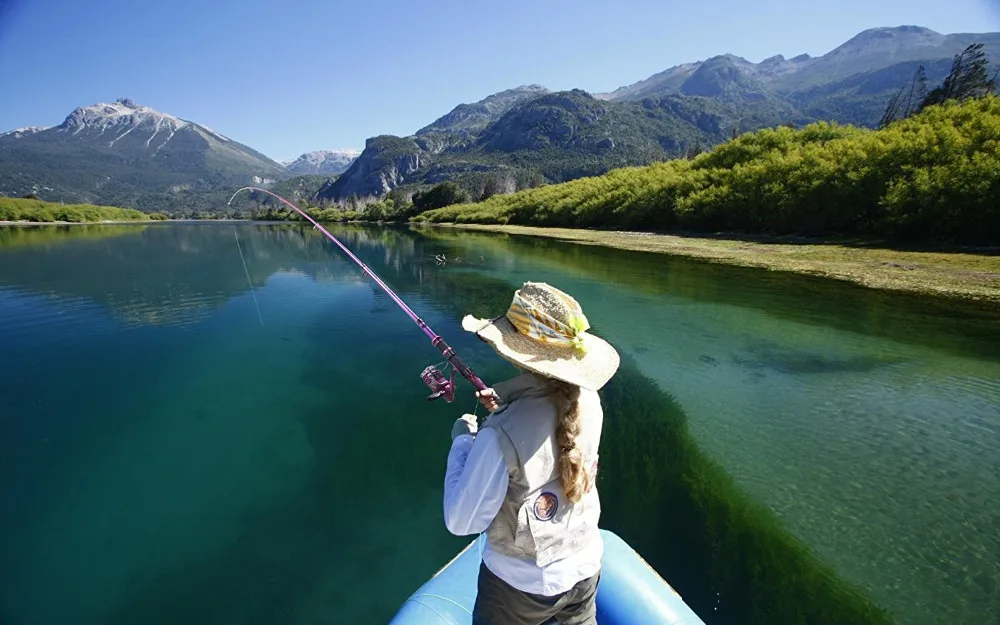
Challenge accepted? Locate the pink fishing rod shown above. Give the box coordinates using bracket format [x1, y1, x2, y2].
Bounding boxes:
[228, 186, 488, 402]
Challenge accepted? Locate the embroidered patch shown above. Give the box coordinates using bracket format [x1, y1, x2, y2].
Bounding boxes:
[588, 461, 599, 492]
[533, 492, 558, 521]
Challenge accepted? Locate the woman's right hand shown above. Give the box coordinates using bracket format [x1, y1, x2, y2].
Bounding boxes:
[476, 388, 500, 412]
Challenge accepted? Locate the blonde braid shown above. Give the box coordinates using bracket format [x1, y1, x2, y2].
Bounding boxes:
[545, 378, 586, 503]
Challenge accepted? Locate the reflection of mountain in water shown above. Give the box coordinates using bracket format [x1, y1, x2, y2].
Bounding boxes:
[0, 223, 473, 329]
[0, 225, 361, 327]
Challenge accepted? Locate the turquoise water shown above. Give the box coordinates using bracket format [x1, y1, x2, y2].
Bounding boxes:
[0, 223, 997, 624]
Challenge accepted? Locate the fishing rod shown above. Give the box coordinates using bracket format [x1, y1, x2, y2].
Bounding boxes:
[227, 186, 488, 403]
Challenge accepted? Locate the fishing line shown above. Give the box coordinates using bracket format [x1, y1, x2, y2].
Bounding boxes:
[227, 186, 489, 403]
[234, 229, 264, 326]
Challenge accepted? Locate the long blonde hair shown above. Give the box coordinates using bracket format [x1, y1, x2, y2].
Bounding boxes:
[544, 377, 588, 503]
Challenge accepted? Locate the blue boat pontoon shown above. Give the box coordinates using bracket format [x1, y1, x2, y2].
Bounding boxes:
[390, 529, 707, 624]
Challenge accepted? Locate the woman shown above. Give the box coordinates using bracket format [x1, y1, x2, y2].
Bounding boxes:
[443, 282, 620, 625]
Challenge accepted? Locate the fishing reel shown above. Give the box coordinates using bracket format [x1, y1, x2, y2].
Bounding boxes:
[421, 364, 456, 403]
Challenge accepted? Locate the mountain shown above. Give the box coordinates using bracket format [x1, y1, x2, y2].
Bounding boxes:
[320, 87, 760, 203]
[598, 26, 1000, 127]
[316, 25, 998, 203]
[414, 84, 552, 150]
[265, 174, 337, 206]
[0, 98, 288, 212]
[285, 149, 360, 175]
[0, 126, 50, 139]
[4, 26, 998, 213]
[772, 26, 1000, 90]
[599, 26, 999, 100]
[318, 85, 563, 200]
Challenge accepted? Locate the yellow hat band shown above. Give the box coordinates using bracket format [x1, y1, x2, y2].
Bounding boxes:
[505, 292, 590, 354]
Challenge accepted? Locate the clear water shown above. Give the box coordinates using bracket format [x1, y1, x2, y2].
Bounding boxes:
[0, 223, 997, 625]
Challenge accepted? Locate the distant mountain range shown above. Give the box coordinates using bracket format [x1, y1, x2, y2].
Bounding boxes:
[322, 26, 999, 201]
[282, 149, 361, 175]
[0, 99, 358, 213]
[1, 26, 997, 213]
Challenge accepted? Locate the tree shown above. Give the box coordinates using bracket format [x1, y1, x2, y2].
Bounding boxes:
[388, 187, 412, 208]
[365, 201, 388, 221]
[412, 181, 471, 211]
[880, 65, 929, 128]
[478, 173, 518, 201]
[882, 43, 997, 126]
[919, 43, 996, 111]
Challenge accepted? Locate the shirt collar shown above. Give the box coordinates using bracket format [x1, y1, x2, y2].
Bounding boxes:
[493, 372, 550, 404]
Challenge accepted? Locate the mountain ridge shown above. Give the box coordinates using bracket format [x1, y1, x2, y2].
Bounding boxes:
[321, 25, 999, 202]
[2, 25, 998, 213]
[596, 25, 1000, 102]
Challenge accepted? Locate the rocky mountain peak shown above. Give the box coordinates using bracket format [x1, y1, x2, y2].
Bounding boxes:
[58, 98, 232, 145]
[285, 149, 361, 175]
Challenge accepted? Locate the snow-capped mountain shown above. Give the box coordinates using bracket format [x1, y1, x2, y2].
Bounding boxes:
[0, 126, 50, 139]
[0, 98, 288, 211]
[285, 149, 360, 175]
[53, 98, 276, 162]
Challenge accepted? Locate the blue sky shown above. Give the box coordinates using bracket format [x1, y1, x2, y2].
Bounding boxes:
[1, 0, 998, 162]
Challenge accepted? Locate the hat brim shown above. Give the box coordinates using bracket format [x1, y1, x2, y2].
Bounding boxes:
[462, 314, 620, 391]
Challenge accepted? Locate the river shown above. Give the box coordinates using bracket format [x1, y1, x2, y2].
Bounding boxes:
[0, 223, 996, 625]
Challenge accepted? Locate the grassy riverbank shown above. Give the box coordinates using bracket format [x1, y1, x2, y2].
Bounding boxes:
[421, 223, 1000, 304]
[0, 197, 160, 223]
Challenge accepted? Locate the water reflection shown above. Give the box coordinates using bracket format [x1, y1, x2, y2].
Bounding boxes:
[0, 222, 997, 625]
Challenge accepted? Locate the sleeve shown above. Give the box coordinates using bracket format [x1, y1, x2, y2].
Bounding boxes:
[443, 427, 509, 536]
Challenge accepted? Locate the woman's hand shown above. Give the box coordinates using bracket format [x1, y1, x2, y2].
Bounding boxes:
[451, 413, 478, 441]
[476, 388, 500, 412]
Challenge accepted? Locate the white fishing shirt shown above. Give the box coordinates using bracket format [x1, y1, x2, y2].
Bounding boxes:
[443, 429, 603, 596]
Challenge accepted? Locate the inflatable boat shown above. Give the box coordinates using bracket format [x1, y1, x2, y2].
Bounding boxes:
[390, 529, 707, 624]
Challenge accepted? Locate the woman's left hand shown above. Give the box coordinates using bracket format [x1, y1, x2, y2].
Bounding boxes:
[451, 413, 478, 441]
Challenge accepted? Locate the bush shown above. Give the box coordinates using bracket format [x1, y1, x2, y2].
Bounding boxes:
[0, 197, 149, 223]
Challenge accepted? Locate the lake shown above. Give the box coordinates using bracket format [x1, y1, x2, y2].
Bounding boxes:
[0, 223, 997, 625]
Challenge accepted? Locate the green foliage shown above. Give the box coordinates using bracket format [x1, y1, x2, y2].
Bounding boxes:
[248, 203, 365, 223]
[412, 182, 470, 211]
[0, 197, 150, 222]
[415, 96, 1000, 245]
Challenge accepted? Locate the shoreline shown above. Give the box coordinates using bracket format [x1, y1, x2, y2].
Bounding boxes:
[5, 218, 999, 305]
[0, 219, 246, 226]
[423, 223, 1000, 305]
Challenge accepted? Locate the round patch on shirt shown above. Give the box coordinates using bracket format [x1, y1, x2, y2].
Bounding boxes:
[533, 492, 558, 521]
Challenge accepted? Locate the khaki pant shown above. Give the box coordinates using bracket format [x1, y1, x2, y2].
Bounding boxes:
[471, 561, 600, 625]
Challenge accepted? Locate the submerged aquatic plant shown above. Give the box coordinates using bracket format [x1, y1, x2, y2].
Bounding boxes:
[597, 356, 894, 625]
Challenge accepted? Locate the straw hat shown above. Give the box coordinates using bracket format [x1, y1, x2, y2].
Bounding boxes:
[461, 282, 620, 391]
